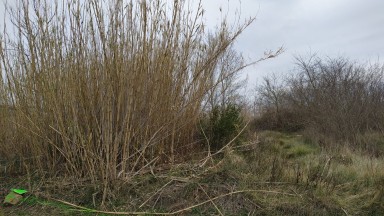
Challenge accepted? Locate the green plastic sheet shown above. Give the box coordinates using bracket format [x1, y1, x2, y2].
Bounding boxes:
[11, 188, 28, 195]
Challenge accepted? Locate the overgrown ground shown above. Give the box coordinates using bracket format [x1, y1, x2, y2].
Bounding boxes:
[1, 131, 384, 215]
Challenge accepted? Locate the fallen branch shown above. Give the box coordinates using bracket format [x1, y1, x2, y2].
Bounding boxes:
[199, 120, 250, 167]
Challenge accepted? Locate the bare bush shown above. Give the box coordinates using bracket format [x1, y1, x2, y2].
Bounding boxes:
[205, 43, 247, 109]
[288, 56, 384, 141]
[253, 75, 303, 132]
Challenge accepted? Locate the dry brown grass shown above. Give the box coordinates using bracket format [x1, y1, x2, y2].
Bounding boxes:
[2, 130, 383, 215]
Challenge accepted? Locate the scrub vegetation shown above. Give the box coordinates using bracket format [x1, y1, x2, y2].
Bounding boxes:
[1, 0, 383, 215]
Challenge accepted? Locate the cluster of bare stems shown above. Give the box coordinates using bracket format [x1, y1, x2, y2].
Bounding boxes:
[0, 0, 284, 204]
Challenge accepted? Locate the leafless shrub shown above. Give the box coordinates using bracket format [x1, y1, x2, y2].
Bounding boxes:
[254, 75, 303, 132]
[205, 43, 247, 109]
[288, 55, 384, 142]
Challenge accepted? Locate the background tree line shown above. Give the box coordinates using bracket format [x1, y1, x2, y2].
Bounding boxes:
[254, 55, 384, 155]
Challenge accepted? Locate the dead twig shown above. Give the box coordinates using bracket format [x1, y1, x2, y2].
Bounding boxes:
[139, 179, 174, 209]
[198, 184, 224, 216]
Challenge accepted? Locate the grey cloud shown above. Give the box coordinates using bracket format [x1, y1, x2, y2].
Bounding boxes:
[199, 0, 384, 85]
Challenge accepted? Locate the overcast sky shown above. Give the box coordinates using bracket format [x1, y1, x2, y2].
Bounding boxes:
[199, 0, 384, 85]
[1, 0, 383, 86]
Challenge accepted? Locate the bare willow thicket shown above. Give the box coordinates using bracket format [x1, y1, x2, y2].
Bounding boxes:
[0, 0, 262, 194]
